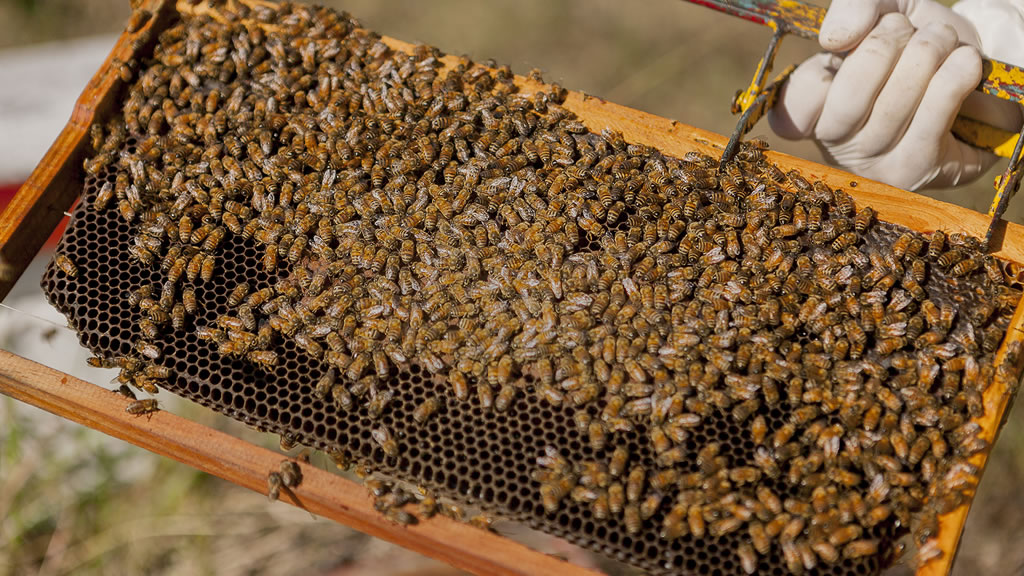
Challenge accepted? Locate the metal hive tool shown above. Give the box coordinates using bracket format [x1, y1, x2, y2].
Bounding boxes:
[39, 2, 1023, 575]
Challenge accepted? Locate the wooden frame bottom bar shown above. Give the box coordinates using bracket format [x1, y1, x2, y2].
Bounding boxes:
[0, 349, 602, 576]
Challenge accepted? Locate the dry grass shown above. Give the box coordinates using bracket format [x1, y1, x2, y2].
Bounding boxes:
[1, 1, 1023, 575]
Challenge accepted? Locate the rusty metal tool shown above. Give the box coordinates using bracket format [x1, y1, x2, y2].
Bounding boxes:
[685, 0, 1024, 251]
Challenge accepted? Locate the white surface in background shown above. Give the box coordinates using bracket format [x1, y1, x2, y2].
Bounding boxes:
[0, 35, 118, 184]
[0, 294, 113, 383]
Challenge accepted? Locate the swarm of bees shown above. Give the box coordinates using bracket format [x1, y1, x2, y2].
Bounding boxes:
[367, 477, 477, 527]
[53, 1, 1024, 573]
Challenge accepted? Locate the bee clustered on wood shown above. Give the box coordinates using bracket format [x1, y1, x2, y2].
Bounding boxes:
[60, 1, 1024, 573]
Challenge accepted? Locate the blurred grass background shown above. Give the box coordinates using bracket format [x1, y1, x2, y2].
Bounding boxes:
[1, 1, 1023, 575]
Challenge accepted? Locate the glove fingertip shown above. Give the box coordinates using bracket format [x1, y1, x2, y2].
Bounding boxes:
[820, 0, 881, 51]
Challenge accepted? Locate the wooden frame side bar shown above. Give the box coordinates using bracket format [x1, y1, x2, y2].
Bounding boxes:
[0, 349, 603, 576]
[0, 0, 173, 301]
[918, 298, 1024, 575]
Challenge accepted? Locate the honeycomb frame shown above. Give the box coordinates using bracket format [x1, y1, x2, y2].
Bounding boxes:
[33, 3, 1024, 575]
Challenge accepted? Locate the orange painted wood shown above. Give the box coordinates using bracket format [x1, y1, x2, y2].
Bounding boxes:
[0, 349, 603, 576]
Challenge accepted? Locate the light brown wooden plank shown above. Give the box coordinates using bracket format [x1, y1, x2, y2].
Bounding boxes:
[0, 349, 603, 576]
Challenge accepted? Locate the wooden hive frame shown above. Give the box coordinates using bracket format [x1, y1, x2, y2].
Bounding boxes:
[1, 1, 1023, 574]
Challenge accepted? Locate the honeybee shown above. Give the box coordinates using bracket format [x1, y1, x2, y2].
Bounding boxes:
[366, 387, 394, 419]
[540, 477, 572, 514]
[736, 543, 758, 575]
[114, 383, 137, 399]
[884, 234, 911, 261]
[88, 355, 122, 369]
[588, 420, 608, 451]
[227, 282, 250, 307]
[126, 398, 159, 415]
[831, 232, 858, 251]
[495, 384, 517, 412]
[125, 8, 151, 32]
[622, 503, 642, 535]
[135, 340, 161, 360]
[753, 446, 780, 478]
[772, 422, 796, 448]
[449, 370, 470, 401]
[661, 502, 689, 540]
[626, 466, 645, 502]
[314, 367, 335, 400]
[843, 539, 879, 559]
[200, 253, 216, 282]
[848, 201, 875, 228]
[928, 230, 946, 259]
[203, 226, 226, 251]
[266, 471, 283, 501]
[908, 259, 928, 284]
[749, 414, 768, 445]
[93, 181, 116, 210]
[263, 245, 278, 272]
[248, 350, 278, 369]
[756, 485, 782, 515]
[279, 460, 303, 489]
[371, 425, 399, 457]
[952, 257, 982, 277]
[749, 521, 771, 555]
[139, 318, 161, 340]
[182, 252, 202, 283]
[983, 256, 1005, 284]
[54, 254, 79, 278]
[412, 397, 440, 424]
[687, 505, 706, 539]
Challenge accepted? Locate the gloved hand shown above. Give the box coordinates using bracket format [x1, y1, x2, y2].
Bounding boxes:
[768, 0, 1024, 191]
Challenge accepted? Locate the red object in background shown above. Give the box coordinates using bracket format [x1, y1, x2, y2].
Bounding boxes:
[0, 182, 69, 251]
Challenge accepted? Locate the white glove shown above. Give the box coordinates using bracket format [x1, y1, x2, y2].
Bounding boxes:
[768, 0, 1024, 191]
